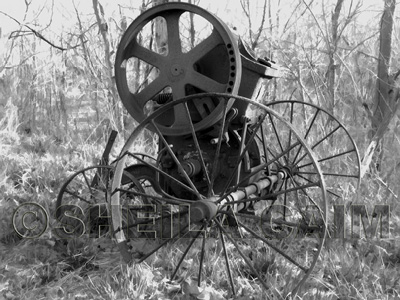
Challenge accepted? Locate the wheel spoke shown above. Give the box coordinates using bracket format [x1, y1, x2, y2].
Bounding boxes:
[164, 11, 183, 55]
[291, 108, 320, 164]
[303, 107, 320, 140]
[137, 222, 190, 263]
[136, 76, 167, 110]
[308, 124, 341, 152]
[220, 114, 267, 195]
[287, 102, 294, 162]
[283, 180, 288, 219]
[115, 188, 192, 205]
[297, 171, 359, 179]
[215, 220, 272, 298]
[82, 172, 93, 193]
[235, 121, 249, 185]
[209, 97, 229, 196]
[219, 226, 235, 295]
[189, 71, 226, 92]
[124, 41, 164, 69]
[237, 221, 308, 273]
[187, 29, 222, 62]
[289, 176, 326, 221]
[150, 120, 202, 199]
[217, 141, 301, 202]
[170, 225, 204, 280]
[126, 151, 198, 197]
[183, 103, 211, 187]
[197, 231, 207, 287]
[170, 103, 190, 128]
[64, 189, 93, 204]
[294, 172, 341, 199]
[297, 148, 357, 169]
[267, 113, 288, 165]
[259, 123, 270, 165]
[257, 133, 284, 167]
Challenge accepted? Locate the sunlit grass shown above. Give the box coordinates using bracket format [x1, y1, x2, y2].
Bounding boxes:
[1, 111, 399, 299]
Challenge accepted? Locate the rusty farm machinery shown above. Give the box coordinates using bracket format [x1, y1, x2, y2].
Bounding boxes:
[56, 2, 361, 297]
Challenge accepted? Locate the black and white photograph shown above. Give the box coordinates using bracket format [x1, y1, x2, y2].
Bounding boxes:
[0, 0, 398, 299]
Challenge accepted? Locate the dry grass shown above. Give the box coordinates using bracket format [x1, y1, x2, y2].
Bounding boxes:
[1, 111, 399, 300]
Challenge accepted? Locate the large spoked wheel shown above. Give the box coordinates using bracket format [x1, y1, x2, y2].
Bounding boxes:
[265, 100, 361, 202]
[115, 3, 242, 135]
[111, 93, 328, 298]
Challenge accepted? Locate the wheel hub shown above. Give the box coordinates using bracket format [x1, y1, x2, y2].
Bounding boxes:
[170, 63, 184, 76]
[189, 199, 218, 224]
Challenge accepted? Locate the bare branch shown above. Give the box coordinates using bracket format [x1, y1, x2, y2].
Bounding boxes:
[301, 0, 330, 48]
[251, 0, 267, 49]
[0, 33, 17, 73]
[0, 10, 84, 51]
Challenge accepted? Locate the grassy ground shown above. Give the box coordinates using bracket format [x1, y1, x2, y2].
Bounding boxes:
[1, 129, 399, 300]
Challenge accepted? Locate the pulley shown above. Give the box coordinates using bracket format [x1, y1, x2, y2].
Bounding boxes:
[115, 2, 242, 135]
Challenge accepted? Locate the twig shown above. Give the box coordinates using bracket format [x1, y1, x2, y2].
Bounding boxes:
[0, 10, 83, 51]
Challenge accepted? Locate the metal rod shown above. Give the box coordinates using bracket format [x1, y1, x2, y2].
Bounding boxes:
[64, 189, 92, 204]
[209, 97, 229, 197]
[150, 120, 203, 199]
[183, 102, 212, 187]
[291, 108, 320, 164]
[219, 182, 319, 208]
[215, 220, 272, 298]
[268, 112, 288, 165]
[220, 114, 267, 196]
[137, 223, 190, 263]
[170, 225, 204, 280]
[297, 171, 359, 178]
[237, 220, 308, 272]
[198, 231, 207, 287]
[219, 226, 235, 295]
[217, 141, 301, 204]
[125, 152, 198, 197]
[297, 148, 356, 169]
[236, 120, 248, 185]
[115, 188, 192, 205]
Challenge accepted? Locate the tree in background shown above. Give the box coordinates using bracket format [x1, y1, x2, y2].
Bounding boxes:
[92, 0, 124, 133]
[361, 0, 399, 178]
[0, 0, 398, 197]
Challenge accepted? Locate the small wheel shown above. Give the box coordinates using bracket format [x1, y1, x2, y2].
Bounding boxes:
[55, 166, 114, 238]
[265, 100, 361, 202]
[111, 93, 328, 298]
[115, 3, 242, 135]
[55, 164, 152, 238]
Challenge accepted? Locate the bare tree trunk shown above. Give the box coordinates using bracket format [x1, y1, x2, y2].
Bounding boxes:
[153, 0, 169, 53]
[360, 0, 400, 178]
[325, 0, 344, 115]
[92, 0, 124, 134]
[372, 0, 396, 134]
[188, 0, 195, 49]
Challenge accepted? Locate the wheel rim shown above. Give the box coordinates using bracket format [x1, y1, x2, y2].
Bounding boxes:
[111, 93, 328, 298]
[55, 166, 114, 238]
[115, 3, 242, 135]
[265, 100, 361, 203]
[55, 163, 153, 239]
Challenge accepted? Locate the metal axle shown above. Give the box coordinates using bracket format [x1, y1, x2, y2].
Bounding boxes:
[189, 169, 290, 224]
